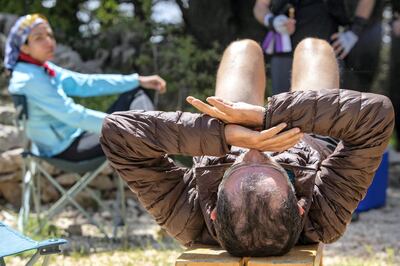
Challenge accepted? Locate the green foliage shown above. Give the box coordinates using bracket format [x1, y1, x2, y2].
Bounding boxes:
[0, 1, 27, 15]
[24, 215, 62, 241]
[95, 0, 121, 28]
[146, 28, 222, 111]
[73, 18, 222, 112]
[0, 0, 83, 45]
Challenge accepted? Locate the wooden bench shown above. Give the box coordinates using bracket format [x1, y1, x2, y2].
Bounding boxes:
[175, 243, 323, 266]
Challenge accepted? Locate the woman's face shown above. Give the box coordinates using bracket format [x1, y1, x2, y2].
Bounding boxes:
[21, 23, 56, 63]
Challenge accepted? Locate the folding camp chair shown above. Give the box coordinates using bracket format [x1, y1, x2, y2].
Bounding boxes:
[0, 221, 67, 266]
[11, 94, 126, 238]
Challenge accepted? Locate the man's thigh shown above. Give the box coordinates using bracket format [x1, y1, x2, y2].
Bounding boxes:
[291, 38, 339, 92]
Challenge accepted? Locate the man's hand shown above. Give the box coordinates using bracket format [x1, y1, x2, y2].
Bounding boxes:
[331, 31, 359, 59]
[139, 75, 167, 93]
[187, 96, 265, 127]
[225, 123, 303, 152]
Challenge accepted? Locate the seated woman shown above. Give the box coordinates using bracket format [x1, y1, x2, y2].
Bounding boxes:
[4, 14, 166, 161]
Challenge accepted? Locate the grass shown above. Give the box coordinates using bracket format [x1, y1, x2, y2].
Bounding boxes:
[5, 248, 183, 266]
[4, 214, 184, 266]
[3, 215, 398, 266]
[4, 247, 397, 266]
[23, 216, 63, 241]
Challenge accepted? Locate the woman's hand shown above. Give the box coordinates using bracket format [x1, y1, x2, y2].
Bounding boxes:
[225, 123, 303, 152]
[186, 96, 265, 127]
[139, 75, 167, 93]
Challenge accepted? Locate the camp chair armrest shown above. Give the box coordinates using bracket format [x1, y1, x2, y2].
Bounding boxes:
[38, 239, 68, 255]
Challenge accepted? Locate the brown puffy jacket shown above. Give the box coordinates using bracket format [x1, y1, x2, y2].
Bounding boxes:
[100, 89, 394, 246]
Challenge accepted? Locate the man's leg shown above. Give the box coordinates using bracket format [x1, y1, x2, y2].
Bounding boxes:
[291, 39, 340, 161]
[215, 39, 266, 106]
[291, 38, 339, 92]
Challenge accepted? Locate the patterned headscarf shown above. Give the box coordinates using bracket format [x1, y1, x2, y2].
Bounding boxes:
[4, 14, 49, 71]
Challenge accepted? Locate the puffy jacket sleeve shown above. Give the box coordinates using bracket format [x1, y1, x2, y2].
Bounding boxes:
[49, 62, 140, 97]
[100, 110, 229, 245]
[265, 89, 394, 243]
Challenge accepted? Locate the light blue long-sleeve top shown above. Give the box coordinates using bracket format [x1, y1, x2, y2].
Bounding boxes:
[8, 61, 140, 157]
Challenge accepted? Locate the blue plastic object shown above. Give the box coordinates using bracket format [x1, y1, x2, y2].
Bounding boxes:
[0, 221, 67, 258]
[356, 150, 389, 212]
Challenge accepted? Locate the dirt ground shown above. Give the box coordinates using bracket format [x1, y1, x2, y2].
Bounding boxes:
[324, 187, 400, 265]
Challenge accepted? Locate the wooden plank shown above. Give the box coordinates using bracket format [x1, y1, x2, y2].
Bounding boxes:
[175, 245, 243, 266]
[246, 243, 324, 266]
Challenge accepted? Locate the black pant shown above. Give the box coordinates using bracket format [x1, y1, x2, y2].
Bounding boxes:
[341, 21, 382, 92]
[54, 89, 153, 161]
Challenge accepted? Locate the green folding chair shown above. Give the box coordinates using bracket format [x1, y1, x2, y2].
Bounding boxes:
[11, 94, 126, 239]
[0, 221, 67, 266]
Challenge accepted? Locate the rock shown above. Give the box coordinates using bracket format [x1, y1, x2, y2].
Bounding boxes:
[40, 178, 60, 203]
[121, 48, 136, 65]
[102, 189, 115, 200]
[0, 75, 9, 100]
[53, 44, 102, 73]
[75, 190, 98, 209]
[0, 33, 6, 59]
[0, 180, 21, 208]
[125, 189, 138, 200]
[83, 49, 109, 72]
[0, 13, 18, 35]
[40, 161, 62, 176]
[0, 172, 19, 182]
[101, 164, 114, 176]
[111, 46, 123, 64]
[66, 224, 82, 236]
[56, 173, 78, 187]
[0, 105, 16, 125]
[0, 124, 22, 152]
[89, 175, 115, 191]
[0, 210, 16, 225]
[0, 148, 23, 174]
[53, 44, 84, 70]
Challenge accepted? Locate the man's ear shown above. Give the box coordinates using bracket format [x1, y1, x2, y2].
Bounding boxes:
[20, 44, 30, 55]
[210, 208, 217, 221]
[298, 202, 305, 216]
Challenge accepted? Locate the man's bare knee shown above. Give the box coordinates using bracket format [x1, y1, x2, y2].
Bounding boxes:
[216, 39, 265, 105]
[294, 38, 335, 58]
[226, 39, 263, 58]
[291, 38, 339, 91]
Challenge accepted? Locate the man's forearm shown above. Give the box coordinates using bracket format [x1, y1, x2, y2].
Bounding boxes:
[265, 89, 394, 150]
[100, 111, 229, 161]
